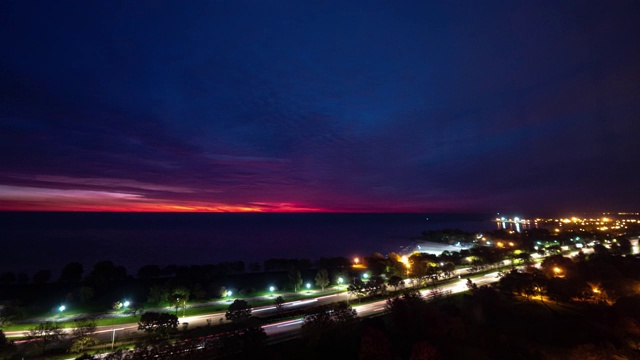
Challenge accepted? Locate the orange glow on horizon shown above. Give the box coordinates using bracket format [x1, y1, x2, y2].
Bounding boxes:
[0, 201, 328, 213]
[0, 184, 434, 213]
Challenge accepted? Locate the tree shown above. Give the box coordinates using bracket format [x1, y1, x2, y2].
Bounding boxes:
[466, 278, 478, 291]
[274, 296, 285, 312]
[71, 318, 97, 339]
[26, 321, 64, 354]
[169, 287, 190, 317]
[33, 269, 52, 284]
[147, 284, 169, 305]
[541, 255, 575, 278]
[618, 238, 632, 255]
[365, 276, 387, 298]
[410, 341, 440, 360]
[137, 312, 178, 338]
[87, 261, 127, 292]
[288, 267, 303, 292]
[0, 330, 16, 360]
[358, 327, 392, 360]
[70, 336, 98, 354]
[388, 275, 404, 291]
[0, 302, 22, 327]
[59, 262, 84, 283]
[226, 299, 252, 323]
[0, 273, 15, 285]
[441, 262, 456, 278]
[364, 253, 390, 277]
[315, 268, 330, 290]
[75, 286, 95, 304]
[137, 264, 161, 279]
[301, 301, 357, 346]
[348, 279, 366, 303]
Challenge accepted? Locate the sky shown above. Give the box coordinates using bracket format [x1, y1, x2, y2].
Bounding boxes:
[1, 1, 639, 215]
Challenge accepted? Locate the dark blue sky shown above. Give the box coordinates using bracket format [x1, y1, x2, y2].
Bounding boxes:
[1, 1, 639, 215]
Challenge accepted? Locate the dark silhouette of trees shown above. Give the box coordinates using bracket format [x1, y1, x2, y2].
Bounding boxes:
[410, 341, 440, 360]
[618, 237, 632, 254]
[70, 318, 98, 353]
[0, 330, 16, 360]
[441, 262, 456, 278]
[388, 275, 404, 291]
[137, 265, 161, 279]
[348, 279, 366, 303]
[86, 261, 127, 292]
[137, 312, 178, 339]
[169, 287, 190, 317]
[225, 299, 251, 323]
[274, 296, 285, 312]
[364, 253, 389, 277]
[264, 258, 311, 272]
[74, 286, 95, 304]
[32, 269, 52, 284]
[301, 301, 357, 346]
[288, 267, 303, 292]
[365, 276, 387, 297]
[0, 273, 15, 285]
[317, 257, 351, 269]
[315, 268, 330, 290]
[26, 321, 64, 354]
[147, 284, 169, 305]
[0, 302, 21, 327]
[59, 262, 83, 283]
[358, 327, 392, 360]
[541, 255, 575, 278]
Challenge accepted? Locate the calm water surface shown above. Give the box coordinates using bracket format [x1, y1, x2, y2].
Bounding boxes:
[0, 212, 495, 275]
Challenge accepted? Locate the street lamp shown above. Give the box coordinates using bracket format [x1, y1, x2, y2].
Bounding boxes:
[58, 305, 66, 313]
[269, 286, 275, 296]
[338, 277, 344, 285]
[123, 300, 130, 308]
[306, 283, 311, 291]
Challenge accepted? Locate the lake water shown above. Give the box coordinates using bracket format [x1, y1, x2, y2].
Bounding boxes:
[0, 212, 496, 275]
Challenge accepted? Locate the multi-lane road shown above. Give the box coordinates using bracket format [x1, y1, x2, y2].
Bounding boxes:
[5, 269, 501, 346]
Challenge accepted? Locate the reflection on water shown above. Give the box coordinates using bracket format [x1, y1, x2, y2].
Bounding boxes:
[495, 218, 534, 233]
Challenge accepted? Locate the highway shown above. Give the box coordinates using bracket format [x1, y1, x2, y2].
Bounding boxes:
[5, 269, 497, 344]
[85, 252, 588, 344]
[262, 271, 500, 338]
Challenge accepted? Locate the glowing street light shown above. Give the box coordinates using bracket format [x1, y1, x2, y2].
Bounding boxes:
[552, 267, 564, 278]
[338, 277, 344, 284]
[306, 283, 311, 290]
[58, 305, 66, 313]
[269, 286, 275, 295]
[123, 300, 130, 308]
[226, 290, 233, 298]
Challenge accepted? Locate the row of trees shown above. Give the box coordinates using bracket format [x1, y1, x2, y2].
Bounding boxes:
[0, 256, 348, 287]
[497, 248, 640, 304]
